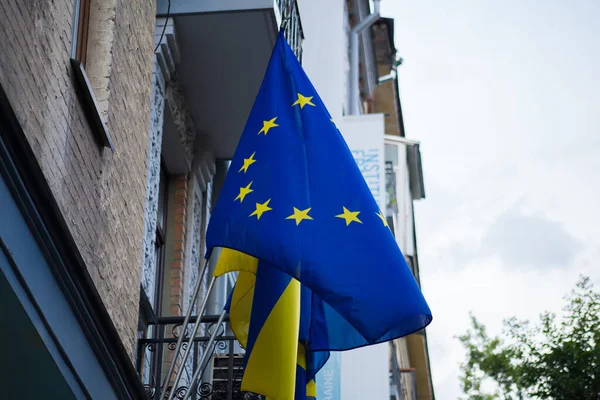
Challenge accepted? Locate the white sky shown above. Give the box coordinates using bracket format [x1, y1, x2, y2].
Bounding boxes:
[382, 1, 600, 398]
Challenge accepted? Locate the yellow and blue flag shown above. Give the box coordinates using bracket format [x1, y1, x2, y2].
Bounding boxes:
[296, 282, 326, 400]
[219, 250, 327, 400]
[209, 29, 433, 399]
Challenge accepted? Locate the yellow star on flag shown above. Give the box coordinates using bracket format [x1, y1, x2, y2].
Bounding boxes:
[250, 199, 273, 220]
[335, 207, 362, 226]
[292, 93, 315, 109]
[258, 117, 279, 135]
[286, 207, 313, 226]
[234, 182, 254, 203]
[239, 152, 257, 173]
[376, 211, 389, 227]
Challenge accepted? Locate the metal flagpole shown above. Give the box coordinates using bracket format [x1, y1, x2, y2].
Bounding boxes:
[163, 275, 216, 400]
[158, 257, 214, 399]
[182, 309, 228, 400]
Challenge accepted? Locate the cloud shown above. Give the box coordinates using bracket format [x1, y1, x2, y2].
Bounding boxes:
[382, 1, 600, 398]
[479, 208, 581, 269]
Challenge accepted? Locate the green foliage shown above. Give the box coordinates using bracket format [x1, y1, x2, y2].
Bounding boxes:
[458, 276, 600, 400]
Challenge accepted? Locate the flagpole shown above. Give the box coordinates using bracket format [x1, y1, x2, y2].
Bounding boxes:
[182, 309, 228, 400]
[164, 275, 216, 400]
[159, 258, 214, 400]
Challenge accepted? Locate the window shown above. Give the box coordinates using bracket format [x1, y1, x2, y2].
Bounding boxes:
[135, 164, 169, 387]
[73, 0, 91, 66]
[154, 164, 169, 312]
[70, 0, 114, 151]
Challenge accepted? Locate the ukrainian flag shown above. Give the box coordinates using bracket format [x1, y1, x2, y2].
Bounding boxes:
[209, 28, 432, 399]
[218, 250, 327, 400]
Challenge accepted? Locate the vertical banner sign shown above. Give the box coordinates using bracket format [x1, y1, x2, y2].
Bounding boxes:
[316, 352, 341, 400]
[342, 114, 386, 212]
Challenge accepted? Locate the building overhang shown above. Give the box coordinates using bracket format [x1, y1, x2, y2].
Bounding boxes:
[156, 0, 303, 159]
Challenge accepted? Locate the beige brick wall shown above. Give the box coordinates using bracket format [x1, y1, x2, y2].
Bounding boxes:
[0, 0, 156, 360]
[374, 64, 401, 137]
[168, 174, 189, 317]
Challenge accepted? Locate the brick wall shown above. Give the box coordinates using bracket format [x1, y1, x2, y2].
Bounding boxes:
[0, 1, 156, 359]
[374, 64, 401, 137]
[168, 174, 189, 317]
[372, 21, 402, 137]
[86, 0, 117, 118]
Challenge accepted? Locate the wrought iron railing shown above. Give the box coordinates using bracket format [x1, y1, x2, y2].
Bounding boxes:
[277, 0, 304, 62]
[136, 314, 263, 400]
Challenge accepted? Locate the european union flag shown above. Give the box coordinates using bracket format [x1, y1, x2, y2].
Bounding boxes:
[207, 26, 431, 365]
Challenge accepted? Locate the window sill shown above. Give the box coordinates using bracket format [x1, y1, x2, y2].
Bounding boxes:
[70, 59, 115, 152]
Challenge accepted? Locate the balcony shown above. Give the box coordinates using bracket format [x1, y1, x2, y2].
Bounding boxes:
[156, 0, 304, 159]
[136, 314, 263, 400]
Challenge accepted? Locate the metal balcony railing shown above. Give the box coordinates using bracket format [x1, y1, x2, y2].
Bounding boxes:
[277, 0, 304, 62]
[136, 314, 263, 400]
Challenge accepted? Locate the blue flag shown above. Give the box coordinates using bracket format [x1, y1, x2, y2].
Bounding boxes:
[207, 29, 432, 354]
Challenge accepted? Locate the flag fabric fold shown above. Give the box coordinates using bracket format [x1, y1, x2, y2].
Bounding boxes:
[208, 28, 433, 400]
[221, 250, 327, 400]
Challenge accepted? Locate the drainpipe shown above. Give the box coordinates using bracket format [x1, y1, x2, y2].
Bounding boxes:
[349, 0, 381, 115]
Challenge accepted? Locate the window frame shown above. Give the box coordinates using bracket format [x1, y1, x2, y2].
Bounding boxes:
[135, 162, 170, 387]
[72, 0, 91, 66]
[70, 0, 114, 152]
[154, 162, 170, 314]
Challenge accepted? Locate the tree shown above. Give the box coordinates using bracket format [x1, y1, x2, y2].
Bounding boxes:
[458, 276, 600, 400]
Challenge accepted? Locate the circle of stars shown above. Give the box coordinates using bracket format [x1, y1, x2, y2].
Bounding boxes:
[232, 92, 390, 230]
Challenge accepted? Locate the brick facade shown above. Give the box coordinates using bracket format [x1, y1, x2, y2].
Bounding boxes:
[0, 0, 156, 359]
[169, 174, 189, 317]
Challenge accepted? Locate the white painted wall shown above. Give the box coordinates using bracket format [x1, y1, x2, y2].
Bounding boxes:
[297, 0, 345, 123]
[340, 344, 390, 400]
[342, 1, 351, 114]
